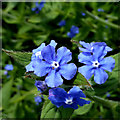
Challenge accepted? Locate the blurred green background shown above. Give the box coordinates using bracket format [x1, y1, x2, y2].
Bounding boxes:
[1, 2, 120, 119]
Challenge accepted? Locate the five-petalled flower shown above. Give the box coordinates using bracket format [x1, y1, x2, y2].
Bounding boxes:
[48, 86, 91, 109]
[33, 45, 77, 87]
[78, 44, 115, 84]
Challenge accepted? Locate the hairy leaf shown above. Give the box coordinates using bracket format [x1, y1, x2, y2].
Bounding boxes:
[2, 49, 32, 66]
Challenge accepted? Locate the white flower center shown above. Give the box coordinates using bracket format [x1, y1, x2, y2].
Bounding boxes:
[92, 61, 100, 67]
[35, 51, 41, 57]
[65, 97, 73, 105]
[51, 61, 59, 69]
[91, 47, 93, 51]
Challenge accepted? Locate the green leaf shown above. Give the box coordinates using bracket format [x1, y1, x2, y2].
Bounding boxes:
[109, 52, 120, 79]
[18, 24, 33, 35]
[86, 92, 118, 109]
[33, 34, 49, 46]
[1, 80, 13, 109]
[73, 102, 93, 115]
[41, 99, 74, 119]
[4, 3, 17, 13]
[73, 73, 91, 87]
[28, 15, 42, 23]
[2, 49, 32, 66]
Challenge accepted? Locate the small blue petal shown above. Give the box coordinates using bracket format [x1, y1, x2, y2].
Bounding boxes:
[33, 60, 51, 77]
[49, 40, 57, 48]
[56, 47, 72, 65]
[81, 12, 86, 16]
[4, 71, 8, 75]
[41, 45, 55, 63]
[59, 63, 77, 80]
[78, 99, 91, 106]
[70, 25, 79, 34]
[78, 53, 93, 65]
[4, 64, 13, 71]
[49, 88, 67, 100]
[78, 65, 94, 80]
[34, 96, 42, 105]
[32, 43, 45, 53]
[94, 68, 108, 84]
[35, 80, 47, 92]
[67, 32, 75, 38]
[93, 45, 106, 60]
[79, 41, 91, 50]
[31, 7, 36, 11]
[97, 8, 104, 12]
[100, 57, 115, 72]
[45, 70, 63, 87]
[25, 62, 34, 72]
[68, 86, 86, 98]
[58, 20, 66, 27]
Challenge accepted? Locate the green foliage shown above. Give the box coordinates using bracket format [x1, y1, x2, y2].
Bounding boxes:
[2, 49, 32, 66]
[73, 102, 93, 116]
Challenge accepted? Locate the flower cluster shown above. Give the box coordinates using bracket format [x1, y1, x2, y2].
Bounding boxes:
[78, 41, 115, 84]
[4, 64, 14, 78]
[25, 40, 115, 109]
[32, 0, 45, 14]
[67, 25, 79, 38]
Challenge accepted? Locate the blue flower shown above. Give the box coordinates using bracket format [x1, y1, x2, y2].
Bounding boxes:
[4, 71, 8, 75]
[48, 86, 91, 109]
[32, 0, 45, 14]
[25, 40, 57, 72]
[78, 45, 115, 84]
[58, 20, 66, 27]
[35, 80, 47, 93]
[33, 45, 77, 87]
[97, 8, 104, 12]
[81, 12, 86, 16]
[34, 96, 42, 105]
[79, 41, 112, 57]
[106, 92, 110, 97]
[4, 64, 13, 71]
[67, 25, 79, 38]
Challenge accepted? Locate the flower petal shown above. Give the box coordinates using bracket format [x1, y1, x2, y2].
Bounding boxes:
[79, 41, 91, 49]
[41, 45, 55, 63]
[45, 70, 63, 87]
[100, 57, 115, 72]
[78, 53, 93, 65]
[50, 88, 67, 98]
[79, 47, 90, 52]
[25, 62, 34, 72]
[48, 96, 63, 108]
[68, 86, 86, 98]
[33, 59, 51, 77]
[78, 65, 94, 80]
[32, 43, 45, 53]
[78, 99, 91, 106]
[94, 68, 108, 84]
[59, 63, 77, 80]
[49, 40, 57, 48]
[56, 47, 72, 65]
[93, 45, 106, 60]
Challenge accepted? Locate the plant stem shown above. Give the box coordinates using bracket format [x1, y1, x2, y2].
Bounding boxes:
[85, 10, 120, 30]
